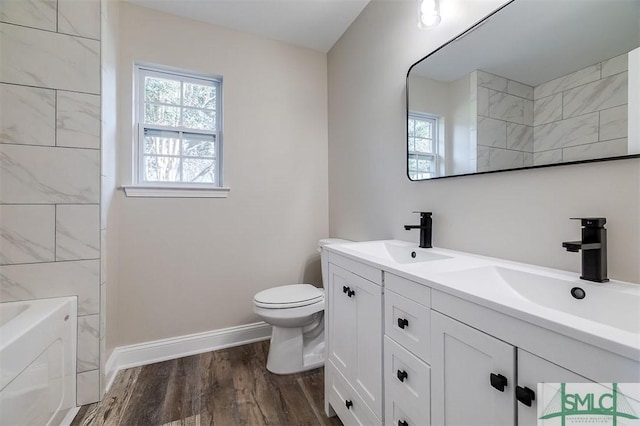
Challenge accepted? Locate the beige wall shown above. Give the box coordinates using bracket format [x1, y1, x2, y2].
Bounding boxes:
[328, 0, 640, 282]
[115, 3, 328, 346]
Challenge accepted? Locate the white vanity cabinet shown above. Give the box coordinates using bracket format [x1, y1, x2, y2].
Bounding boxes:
[324, 242, 640, 426]
[325, 255, 383, 425]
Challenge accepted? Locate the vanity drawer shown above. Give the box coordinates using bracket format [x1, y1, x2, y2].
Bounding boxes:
[327, 361, 381, 426]
[386, 397, 424, 426]
[328, 252, 382, 285]
[384, 337, 430, 425]
[385, 289, 431, 362]
[385, 272, 430, 307]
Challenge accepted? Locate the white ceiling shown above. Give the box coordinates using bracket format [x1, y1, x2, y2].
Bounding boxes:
[126, 0, 370, 53]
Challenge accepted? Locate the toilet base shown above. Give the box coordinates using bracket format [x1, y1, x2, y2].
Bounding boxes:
[266, 324, 325, 375]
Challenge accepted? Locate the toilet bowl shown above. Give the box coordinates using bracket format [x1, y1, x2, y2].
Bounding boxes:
[254, 284, 325, 374]
[253, 238, 350, 375]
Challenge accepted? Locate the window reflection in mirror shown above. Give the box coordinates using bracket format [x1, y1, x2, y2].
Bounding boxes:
[408, 113, 441, 179]
[407, 0, 640, 180]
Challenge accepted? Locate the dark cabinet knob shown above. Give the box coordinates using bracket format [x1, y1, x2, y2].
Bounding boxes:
[342, 286, 355, 297]
[397, 318, 409, 329]
[516, 386, 536, 407]
[397, 369, 408, 382]
[490, 373, 508, 392]
[345, 400, 353, 410]
[398, 421, 409, 426]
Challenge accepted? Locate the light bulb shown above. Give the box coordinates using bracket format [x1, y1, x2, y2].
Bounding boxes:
[418, 0, 441, 29]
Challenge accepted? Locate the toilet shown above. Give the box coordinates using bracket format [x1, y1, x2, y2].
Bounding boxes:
[253, 238, 350, 375]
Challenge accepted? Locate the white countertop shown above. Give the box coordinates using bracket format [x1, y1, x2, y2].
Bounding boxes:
[325, 240, 640, 362]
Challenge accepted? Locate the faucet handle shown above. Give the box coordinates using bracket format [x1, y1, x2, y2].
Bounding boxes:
[412, 211, 432, 217]
[570, 217, 606, 228]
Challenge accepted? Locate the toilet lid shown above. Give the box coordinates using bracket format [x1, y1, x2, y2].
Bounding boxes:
[254, 284, 324, 308]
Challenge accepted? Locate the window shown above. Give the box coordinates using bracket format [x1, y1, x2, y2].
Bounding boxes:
[408, 112, 439, 180]
[134, 65, 223, 192]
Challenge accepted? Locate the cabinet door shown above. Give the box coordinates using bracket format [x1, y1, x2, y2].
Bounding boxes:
[327, 263, 383, 420]
[328, 264, 357, 379]
[517, 350, 593, 426]
[432, 311, 516, 426]
[353, 274, 383, 418]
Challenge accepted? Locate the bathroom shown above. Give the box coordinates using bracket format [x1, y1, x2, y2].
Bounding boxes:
[0, 0, 638, 424]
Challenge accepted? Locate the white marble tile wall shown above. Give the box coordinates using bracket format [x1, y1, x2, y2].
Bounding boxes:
[0, 83, 55, 146]
[477, 145, 490, 173]
[78, 314, 100, 372]
[534, 64, 601, 100]
[563, 138, 628, 163]
[476, 70, 534, 172]
[0, 144, 100, 204]
[533, 93, 562, 126]
[0, 0, 56, 32]
[477, 116, 506, 148]
[532, 53, 629, 166]
[57, 91, 101, 149]
[56, 205, 100, 261]
[0, 1, 102, 405]
[77, 370, 100, 406]
[0, 205, 55, 264]
[534, 113, 599, 152]
[58, 0, 101, 40]
[490, 148, 524, 171]
[0, 260, 100, 315]
[0, 23, 100, 94]
[600, 105, 628, 141]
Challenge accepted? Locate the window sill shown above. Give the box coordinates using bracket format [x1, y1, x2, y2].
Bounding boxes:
[121, 185, 230, 198]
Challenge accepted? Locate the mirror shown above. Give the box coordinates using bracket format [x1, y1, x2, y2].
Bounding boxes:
[407, 0, 640, 180]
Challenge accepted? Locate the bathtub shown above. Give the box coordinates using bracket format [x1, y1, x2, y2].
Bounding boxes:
[0, 297, 77, 425]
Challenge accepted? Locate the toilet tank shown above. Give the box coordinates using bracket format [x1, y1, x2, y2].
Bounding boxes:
[318, 238, 351, 287]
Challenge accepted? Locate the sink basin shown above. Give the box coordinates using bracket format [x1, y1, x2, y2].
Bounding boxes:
[435, 265, 640, 334]
[340, 241, 451, 264]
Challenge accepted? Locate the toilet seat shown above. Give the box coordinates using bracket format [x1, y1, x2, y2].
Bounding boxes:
[254, 284, 323, 309]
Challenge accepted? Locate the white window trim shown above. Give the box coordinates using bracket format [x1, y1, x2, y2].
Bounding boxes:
[408, 111, 441, 179]
[125, 64, 227, 198]
[121, 184, 230, 198]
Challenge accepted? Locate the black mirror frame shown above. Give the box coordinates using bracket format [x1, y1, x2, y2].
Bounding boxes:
[405, 0, 640, 182]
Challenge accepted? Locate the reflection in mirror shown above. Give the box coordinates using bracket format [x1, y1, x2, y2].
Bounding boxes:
[407, 0, 640, 180]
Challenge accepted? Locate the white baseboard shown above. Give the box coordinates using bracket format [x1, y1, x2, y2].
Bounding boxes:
[105, 321, 271, 392]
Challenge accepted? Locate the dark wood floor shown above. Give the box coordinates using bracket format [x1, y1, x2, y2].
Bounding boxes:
[72, 341, 342, 426]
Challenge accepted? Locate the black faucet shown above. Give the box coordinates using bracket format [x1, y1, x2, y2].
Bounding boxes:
[404, 212, 433, 248]
[562, 217, 608, 283]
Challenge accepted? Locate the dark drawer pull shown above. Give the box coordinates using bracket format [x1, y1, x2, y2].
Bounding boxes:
[516, 385, 536, 407]
[398, 421, 409, 426]
[345, 399, 353, 410]
[397, 318, 409, 329]
[342, 286, 355, 297]
[490, 373, 507, 392]
[397, 369, 408, 382]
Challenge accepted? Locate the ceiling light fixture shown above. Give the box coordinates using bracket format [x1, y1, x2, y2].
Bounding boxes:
[418, 0, 441, 29]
